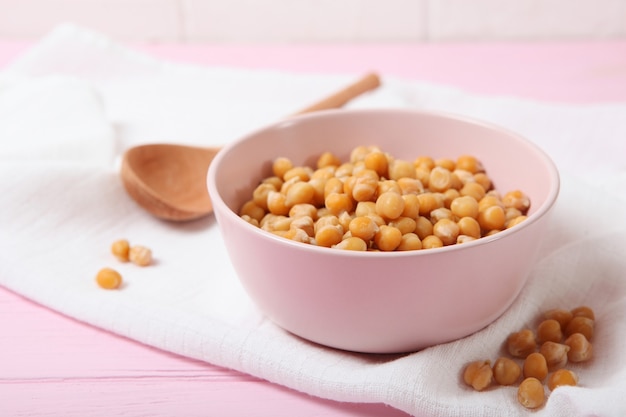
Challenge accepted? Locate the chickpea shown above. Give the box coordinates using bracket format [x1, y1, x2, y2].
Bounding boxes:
[337, 211, 353, 232]
[253, 183, 276, 211]
[279, 176, 299, 194]
[240, 215, 259, 227]
[96, 267, 123, 290]
[333, 236, 368, 251]
[565, 316, 594, 341]
[335, 162, 355, 178]
[324, 177, 344, 198]
[289, 203, 318, 220]
[348, 146, 366, 163]
[363, 151, 388, 177]
[367, 213, 386, 227]
[473, 172, 492, 191]
[523, 352, 548, 381]
[442, 188, 460, 208]
[284, 227, 311, 243]
[571, 305, 595, 321]
[414, 216, 434, 240]
[315, 224, 343, 247]
[129, 245, 152, 267]
[375, 191, 405, 220]
[421, 234, 443, 249]
[564, 333, 593, 363]
[460, 182, 486, 202]
[267, 191, 290, 215]
[502, 190, 530, 213]
[397, 177, 424, 195]
[290, 216, 315, 237]
[450, 196, 479, 219]
[457, 217, 481, 239]
[429, 207, 453, 224]
[539, 341, 570, 371]
[377, 180, 401, 196]
[433, 218, 460, 246]
[456, 155, 483, 174]
[388, 159, 415, 181]
[518, 377, 545, 409]
[536, 319, 563, 344]
[261, 214, 292, 232]
[415, 166, 430, 187]
[504, 207, 523, 222]
[507, 329, 537, 358]
[272, 157, 293, 178]
[351, 170, 379, 202]
[435, 158, 456, 171]
[355, 201, 377, 217]
[417, 192, 444, 217]
[308, 178, 327, 206]
[262, 175, 284, 190]
[240, 200, 265, 222]
[283, 166, 312, 182]
[456, 235, 477, 244]
[478, 205, 506, 231]
[477, 195, 503, 213]
[387, 217, 417, 235]
[414, 155, 435, 170]
[401, 194, 420, 219]
[350, 145, 379, 163]
[314, 215, 340, 234]
[317, 151, 341, 168]
[111, 239, 130, 262]
[374, 225, 403, 251]
[463, 360, 493, 391]
[428, 166, 453, 192]
[492, 357, 521, 386]
[317, 207, 331, 218]
[547, 369, 578, 391]
[349, 216, 379, 242]
[325, 192, 354, 216]
[285, 181, 315, 206]
[452, 169, 474, 185]
[506, 215, 527, 229]
[397, 233, 422, 251]
[543, 308, 573, 329]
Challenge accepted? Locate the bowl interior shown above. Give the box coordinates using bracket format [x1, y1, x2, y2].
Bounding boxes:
[211, 109, 558, 226]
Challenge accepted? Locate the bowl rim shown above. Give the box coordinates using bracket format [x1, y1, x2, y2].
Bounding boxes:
[207, 107, 561, 258]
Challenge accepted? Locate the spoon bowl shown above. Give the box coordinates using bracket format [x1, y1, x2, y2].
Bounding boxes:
[120, 73, 381, 221]
[121, 144, 218, 221]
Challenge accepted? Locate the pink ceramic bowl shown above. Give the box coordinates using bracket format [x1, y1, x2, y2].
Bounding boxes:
[207, 109, 559, 354]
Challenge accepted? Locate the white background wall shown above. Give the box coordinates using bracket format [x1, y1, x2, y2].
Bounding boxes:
[0, 0, 625, 42]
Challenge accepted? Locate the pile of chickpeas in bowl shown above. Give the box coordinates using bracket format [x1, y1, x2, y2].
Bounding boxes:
[238, 145, 531, 252]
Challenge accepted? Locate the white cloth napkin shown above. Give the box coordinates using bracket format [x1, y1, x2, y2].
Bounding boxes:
[1, 24, 625, 417]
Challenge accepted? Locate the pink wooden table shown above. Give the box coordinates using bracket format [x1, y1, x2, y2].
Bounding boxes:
[2, 40, 626, 417]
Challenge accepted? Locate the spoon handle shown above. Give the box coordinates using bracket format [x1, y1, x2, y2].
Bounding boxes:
[294, 72, 381, 115]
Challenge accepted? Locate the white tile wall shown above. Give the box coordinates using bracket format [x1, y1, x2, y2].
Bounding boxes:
[0, 0, 624, 42]
[0, 0, 183, 41]
[182, 0, 427, 42]
[428, 0, 626, 40]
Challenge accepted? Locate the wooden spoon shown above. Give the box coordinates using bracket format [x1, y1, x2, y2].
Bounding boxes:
[120, 72, 381, 221]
